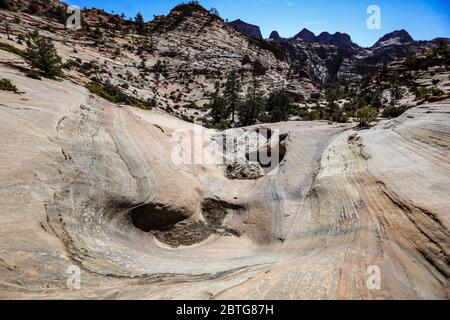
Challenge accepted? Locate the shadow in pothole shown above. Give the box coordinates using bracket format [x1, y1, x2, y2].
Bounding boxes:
[130, 199, 245, 247]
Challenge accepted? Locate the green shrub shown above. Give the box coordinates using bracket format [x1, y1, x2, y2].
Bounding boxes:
[430, 86, 444, 96]
[355, 106, 378, 127]
[85, 82, 118, 103]
[415, 87, 430, 100]
[63, 58, 81, 70]
[415, 86, 445, 100]
[0, 78, 17, 92]
[85, 81, 152, 110]
[303, 110, 321, 121]
[343, 102, 357, 116]
[309, 92, 321, 101]
[331, 109, 349, 123]
[131, 102, 147, 110]
[381, 106, 411, 119]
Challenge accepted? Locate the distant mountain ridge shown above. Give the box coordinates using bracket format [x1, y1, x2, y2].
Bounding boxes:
[227, 19, 263, 39]
[1, 1, 442, 88]
[265, 27, 436, 84]
[285, 28, 361, 53]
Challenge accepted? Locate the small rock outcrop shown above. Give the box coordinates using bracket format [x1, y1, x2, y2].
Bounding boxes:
[226, 163, 264, 180]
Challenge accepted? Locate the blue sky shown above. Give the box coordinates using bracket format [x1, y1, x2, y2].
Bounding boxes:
[68, 0, 449, 47]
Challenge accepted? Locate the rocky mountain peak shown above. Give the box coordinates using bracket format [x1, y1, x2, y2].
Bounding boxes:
[317, 31, 359, 52]
[227, 19, 263, 39]
[373, 29, 414, 48]
[170, 2, 210, 15]
[290, 29, 359, 53]
[149, 2, 223, 34]
[333, 32, 352, 43]
[294, 28, 316, 41]
[317, 31, 331, 41]
[269, 30, 282, 41]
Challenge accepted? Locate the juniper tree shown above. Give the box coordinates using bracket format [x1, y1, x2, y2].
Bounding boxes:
[25, 30, 63, 78]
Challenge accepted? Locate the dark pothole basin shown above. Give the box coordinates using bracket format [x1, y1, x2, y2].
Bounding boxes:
[131, 199, 245, 247]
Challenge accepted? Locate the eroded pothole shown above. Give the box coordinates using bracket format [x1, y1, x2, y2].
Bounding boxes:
[131, 199, 245, 247]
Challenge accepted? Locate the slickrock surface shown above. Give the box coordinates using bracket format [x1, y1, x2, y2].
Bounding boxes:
[0, 67, 449, 299]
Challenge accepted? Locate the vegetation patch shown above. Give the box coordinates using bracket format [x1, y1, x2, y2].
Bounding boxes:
[355, 106, 378, 127]
[85, 81, 153, 110]
[85, 82, 118, 103]
[0, 79, 18, 93]
[24, 31, 63, 78]
[382, 105, 411, 119]
[0, 42, 25, 57]
[415, 86, 445, 101]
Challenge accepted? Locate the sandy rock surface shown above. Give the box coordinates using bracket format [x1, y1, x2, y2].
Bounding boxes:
[0, 67, 448, 299]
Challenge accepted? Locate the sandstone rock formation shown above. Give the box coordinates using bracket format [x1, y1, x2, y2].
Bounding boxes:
[0, 0, 449, 301]
[0, 63, 448, 299]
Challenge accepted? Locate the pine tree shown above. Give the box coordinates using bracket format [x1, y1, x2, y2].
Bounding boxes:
[224, 70, 242, 124]
[267, 91, 291, 123]
[238, 77, 265, 126]
[149, 34, 156, 53]
[25, 30, 63, 78]
[152, 60, 164, 86]
[209, 82, 228, 125]
[135, 12, 145, 35]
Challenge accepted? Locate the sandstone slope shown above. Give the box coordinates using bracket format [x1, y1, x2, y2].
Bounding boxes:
[0, 62, 448, 299]
[0, 3, 316, 124]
